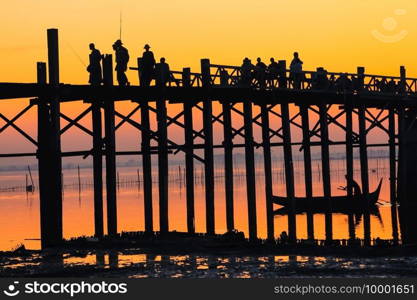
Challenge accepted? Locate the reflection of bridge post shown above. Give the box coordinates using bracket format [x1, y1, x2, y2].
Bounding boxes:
[37, 28, 63, 249]
[281, 102, 296, 242]
[183, 68, 195, 234]
[243, 100, 257, 241]
[319, 102, 332, 243]
[103, 54, 117, 237]
[300, 105, 314, 241]
[201, 59, 215, 235]
[261, 104, 274, 241]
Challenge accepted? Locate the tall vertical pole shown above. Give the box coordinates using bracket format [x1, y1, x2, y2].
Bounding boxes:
[358, 105, 371, 246]
[92, 98, 103, 238]
[183, 68, 195, 234]
[261, 104, 274, 241]
[103, 54, 117, 236]
[388, 108, 399, 245]
[319, 103, 332, 243]
[141, 102, 153, 233]
[281, 102, 296, 242]
[37, 29, 63, 249]
[201, 59, 215, 235]
[156, 96, 169, 234]
[243, 100, 257, 241]
[300, 105, 314, 241]
[345, 98, 356, 241]
[223, 100, 234, 232]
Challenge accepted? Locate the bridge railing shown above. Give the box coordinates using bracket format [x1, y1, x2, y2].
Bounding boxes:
[207, 62, 417, 95]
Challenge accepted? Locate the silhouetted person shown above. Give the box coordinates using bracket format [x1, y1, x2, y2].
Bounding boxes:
[345, 175, 362, 196]
[155, 57, 171, 86]
[335, 73, 352, 92]
[268, 58, 280, 83]
[387, 78, 397, 93]
[290, 52, 303, 89]
[240, 57, 254, 87]
[87, 43, 102, 85]
[255, 57, 267, 88]
[141, 44, 155, 86]
[113, 40, 130, 86]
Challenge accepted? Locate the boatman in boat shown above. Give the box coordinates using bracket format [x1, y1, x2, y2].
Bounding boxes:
[343, 175, 362, 196]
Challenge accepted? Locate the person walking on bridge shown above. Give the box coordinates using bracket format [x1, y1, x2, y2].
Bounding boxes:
[141, 44, 156, 86]
[87, 43, 102, 86]
[113, 39, 130, 86]
[290, 52, 303, 89]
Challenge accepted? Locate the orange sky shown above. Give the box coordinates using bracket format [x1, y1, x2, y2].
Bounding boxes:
[0, 0, 416, 153]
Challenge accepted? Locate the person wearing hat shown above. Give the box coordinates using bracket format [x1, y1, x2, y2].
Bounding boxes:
[140, 44, 156, 86]
[113, 39, 130, 86]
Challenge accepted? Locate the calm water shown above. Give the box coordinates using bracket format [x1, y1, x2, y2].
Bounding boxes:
[0, 156, 397, 251]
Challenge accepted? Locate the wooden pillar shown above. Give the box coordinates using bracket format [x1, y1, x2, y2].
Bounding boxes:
[156, 98, 169, 233]
[319, 103, 332, 243]
[92, 98, 103, 238]
[300, 105, 314, 241]
[358, 105, 371, 246]
[183, 68, 195, 234]
[388, 108, 399, 245]
[141, 102, 153, 233]
[223, 100, 234, 232]
[103, 54, 117, 236]
[37, 29, 63, 249]
[345, 99, 356, 240]
[201, 59, 215, 235]
[243, 100, 257, 241]
[281, 102, 296, 242]
[261, 104, 274, 241]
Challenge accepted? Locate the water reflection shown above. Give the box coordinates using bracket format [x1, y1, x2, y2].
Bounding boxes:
[0, 157, 399, 251]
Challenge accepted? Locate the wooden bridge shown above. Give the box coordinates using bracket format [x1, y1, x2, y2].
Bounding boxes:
[1, 29, 417, 249]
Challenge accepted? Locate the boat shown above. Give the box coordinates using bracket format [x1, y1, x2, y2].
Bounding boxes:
[273, 179, 383, 214]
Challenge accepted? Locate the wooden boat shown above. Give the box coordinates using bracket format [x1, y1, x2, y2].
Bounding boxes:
[273, 179, 383, 214]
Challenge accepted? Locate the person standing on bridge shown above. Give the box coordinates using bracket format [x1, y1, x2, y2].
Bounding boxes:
[155, 57, 171, 87]
[240, 58, 254, 87]
[141, 44, 156, 86]
[87, 43, 103, 86]
[113, 40, 130, 86]
[290, 52, 303, 89]
[255, 57, 267, 88]
[268, 58, 280, 86]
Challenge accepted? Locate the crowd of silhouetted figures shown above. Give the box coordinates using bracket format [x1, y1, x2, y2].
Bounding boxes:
[87, 44, 406, 94]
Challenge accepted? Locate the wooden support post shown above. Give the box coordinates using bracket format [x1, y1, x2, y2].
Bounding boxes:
[243, 100, 257, 241]
[37, 28, 63, 249]
[183, 68, 195, 234]
[345, 99, 356, 241]
[103, 54, 117, 236]
[223, 100, 234, 232]
[358, 105, 371, 246]
[201, 58, 215, 235]
[156, 97, 169, 233]
[388, 108, 399, 245]
[261, 104, 274, 242]
[141, 102, 153, 233]
[281, 102, 296, 242]
[319, 103, 332, 243]
[92, 98, 103, 238]
[300, 105, 314, 241]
